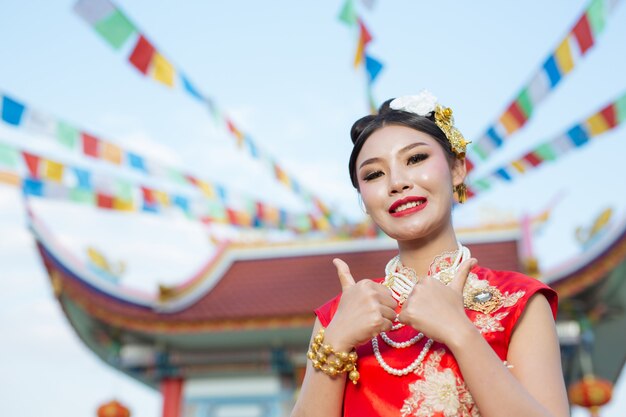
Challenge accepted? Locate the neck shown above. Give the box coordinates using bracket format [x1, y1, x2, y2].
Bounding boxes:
[396, 221, 459, 277]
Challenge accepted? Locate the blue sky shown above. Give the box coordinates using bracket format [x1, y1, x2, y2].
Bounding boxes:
[1, 0, 625, 416]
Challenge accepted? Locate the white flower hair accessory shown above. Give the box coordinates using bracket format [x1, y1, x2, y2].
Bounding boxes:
[389, 89, 469, 159]
[389, 90, 438, 116]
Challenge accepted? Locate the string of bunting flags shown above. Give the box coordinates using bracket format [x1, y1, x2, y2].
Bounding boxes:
[338, 0, 384, 114]
[467, 0, 621, 173]
[0, 90, 333, 230]
[467, 90, 626, 198]
[0, 140, 331, 233]
[72, 0, 333, 222]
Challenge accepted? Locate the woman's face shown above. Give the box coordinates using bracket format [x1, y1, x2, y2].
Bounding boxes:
[355, 124, 466, 242]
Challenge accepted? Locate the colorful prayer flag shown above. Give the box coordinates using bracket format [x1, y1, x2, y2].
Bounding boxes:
[82, 132, 100, 157]
[22, 152, 41, 178]
[93, 8, 136, 49]
[73, 167, 92, 189]
[151, 52, 175, 87]
[57, 121, 79, 149]
[365, 54, 383, 84]
[22, 178, 44, 197]
[0, 143, 18, 168]
[354, 19, 372, 67]
[128, 35, 155, 75]
[101, 141, 123, 164]
[2, 95, 25, 126]
[181, 74, 204, 101]
[127, 152, 146, 172]
[43, 160, 64, 183]
[555, 37, 575, 74]
[338, 0, 357, 26]
[572, 14, 594, 55]
[74, 0, 115, 25]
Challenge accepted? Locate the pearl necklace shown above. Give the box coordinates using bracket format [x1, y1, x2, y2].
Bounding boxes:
[373, 243, 470, 376]
[372, 336, 434, 376]
[380, 329, 424, 348]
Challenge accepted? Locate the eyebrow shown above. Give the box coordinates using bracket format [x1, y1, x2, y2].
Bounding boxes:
[358, 142, 429, 169]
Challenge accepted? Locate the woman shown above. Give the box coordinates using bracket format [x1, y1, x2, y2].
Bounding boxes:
[291, 91, 569, 417]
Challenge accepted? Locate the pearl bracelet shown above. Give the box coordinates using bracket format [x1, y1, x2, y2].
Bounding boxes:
[307, 327, 360, 385]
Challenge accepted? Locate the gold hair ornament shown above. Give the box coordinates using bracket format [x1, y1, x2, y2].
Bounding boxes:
[434, 104, 469, 159]
[390, 90, 470, 159]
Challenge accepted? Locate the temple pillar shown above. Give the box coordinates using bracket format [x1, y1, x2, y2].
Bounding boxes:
[162, 377, 184, 417]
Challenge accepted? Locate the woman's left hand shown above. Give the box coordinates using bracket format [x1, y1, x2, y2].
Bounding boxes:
[397, 258, 477, 345]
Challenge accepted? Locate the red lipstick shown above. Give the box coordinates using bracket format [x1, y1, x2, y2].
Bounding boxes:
[389, 196, 427, 217]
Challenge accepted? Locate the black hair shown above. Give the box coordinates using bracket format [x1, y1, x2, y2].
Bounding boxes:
[348, 99, 455, 189]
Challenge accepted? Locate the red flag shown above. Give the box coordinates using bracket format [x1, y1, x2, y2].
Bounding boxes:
[522, 152, 542, 167]
[82, 132, 100, 157]
[358, 18, 372, 46]
[22, 152, 41, 178]
[600, 104, 617, 129]
[185, 174, 198, 186]
[572, 14, 594, 55]
[507, 101, 527, 126]
[128, 35, 155, 74]
[141, 186, 156, 204]
[226, 208, 238, 225]
[96, 193, 114, 209]
[354, 18, 373, 67]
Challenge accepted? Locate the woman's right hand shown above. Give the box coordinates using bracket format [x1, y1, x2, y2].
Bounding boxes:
[323, 258, 398, 351]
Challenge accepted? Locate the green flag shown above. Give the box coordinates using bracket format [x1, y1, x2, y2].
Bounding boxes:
[70, 188, 96, 205]
[338, 0, 357, 26]
[94, 9, 136, 50]
[0, 143, 18, 168]
[57, 120, 79, 150]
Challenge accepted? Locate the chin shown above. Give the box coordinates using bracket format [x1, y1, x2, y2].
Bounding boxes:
[379, 224, 432, 241]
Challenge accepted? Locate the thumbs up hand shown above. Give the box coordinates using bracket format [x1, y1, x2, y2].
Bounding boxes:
[323, 258, 398, 352]
[398, 258, 478, 345]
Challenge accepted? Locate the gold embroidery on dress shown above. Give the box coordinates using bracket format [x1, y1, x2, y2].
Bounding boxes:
[502, 290, 525, 307]
[401, 349, 479, 417]
[462, 273, 525, 333]
[429, 249, 458, 285]
[473, 312, 509, 334]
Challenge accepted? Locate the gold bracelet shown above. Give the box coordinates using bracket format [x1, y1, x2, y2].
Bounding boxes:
[307, 327, 360, 384]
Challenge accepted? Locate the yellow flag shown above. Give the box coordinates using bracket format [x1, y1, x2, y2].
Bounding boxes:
[113, 198, 135, 212]
[151, 52, 175, 87]
[511, 161, 526, 173]
[587, 113, 609, 135]
[198, 180, 216, 199]
[153, 190, 170, 206]
[555, 37, 574, 75]
[44, 160, 64, 182]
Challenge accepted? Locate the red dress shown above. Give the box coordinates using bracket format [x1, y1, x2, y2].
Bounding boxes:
[315, 265, 557, 417]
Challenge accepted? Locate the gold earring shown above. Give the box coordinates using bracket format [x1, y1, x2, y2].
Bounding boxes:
[454, 183, 467, 204]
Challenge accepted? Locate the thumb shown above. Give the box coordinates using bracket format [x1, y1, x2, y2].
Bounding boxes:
[333, 258, 356, 291]
[450, 258, 477, 293]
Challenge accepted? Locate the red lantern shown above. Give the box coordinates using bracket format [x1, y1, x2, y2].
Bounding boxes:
[97, 400, 131, 417]
[568, 376, 613, 417]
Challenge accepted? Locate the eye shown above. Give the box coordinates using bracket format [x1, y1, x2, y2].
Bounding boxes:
[363, 170, 384, 181]
[408, 153, 428, 165]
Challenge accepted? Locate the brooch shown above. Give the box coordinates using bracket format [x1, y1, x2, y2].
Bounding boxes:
[462, 273, 503, 314]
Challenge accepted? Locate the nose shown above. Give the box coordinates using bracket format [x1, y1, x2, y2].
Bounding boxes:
[388, 172, 412, 195]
